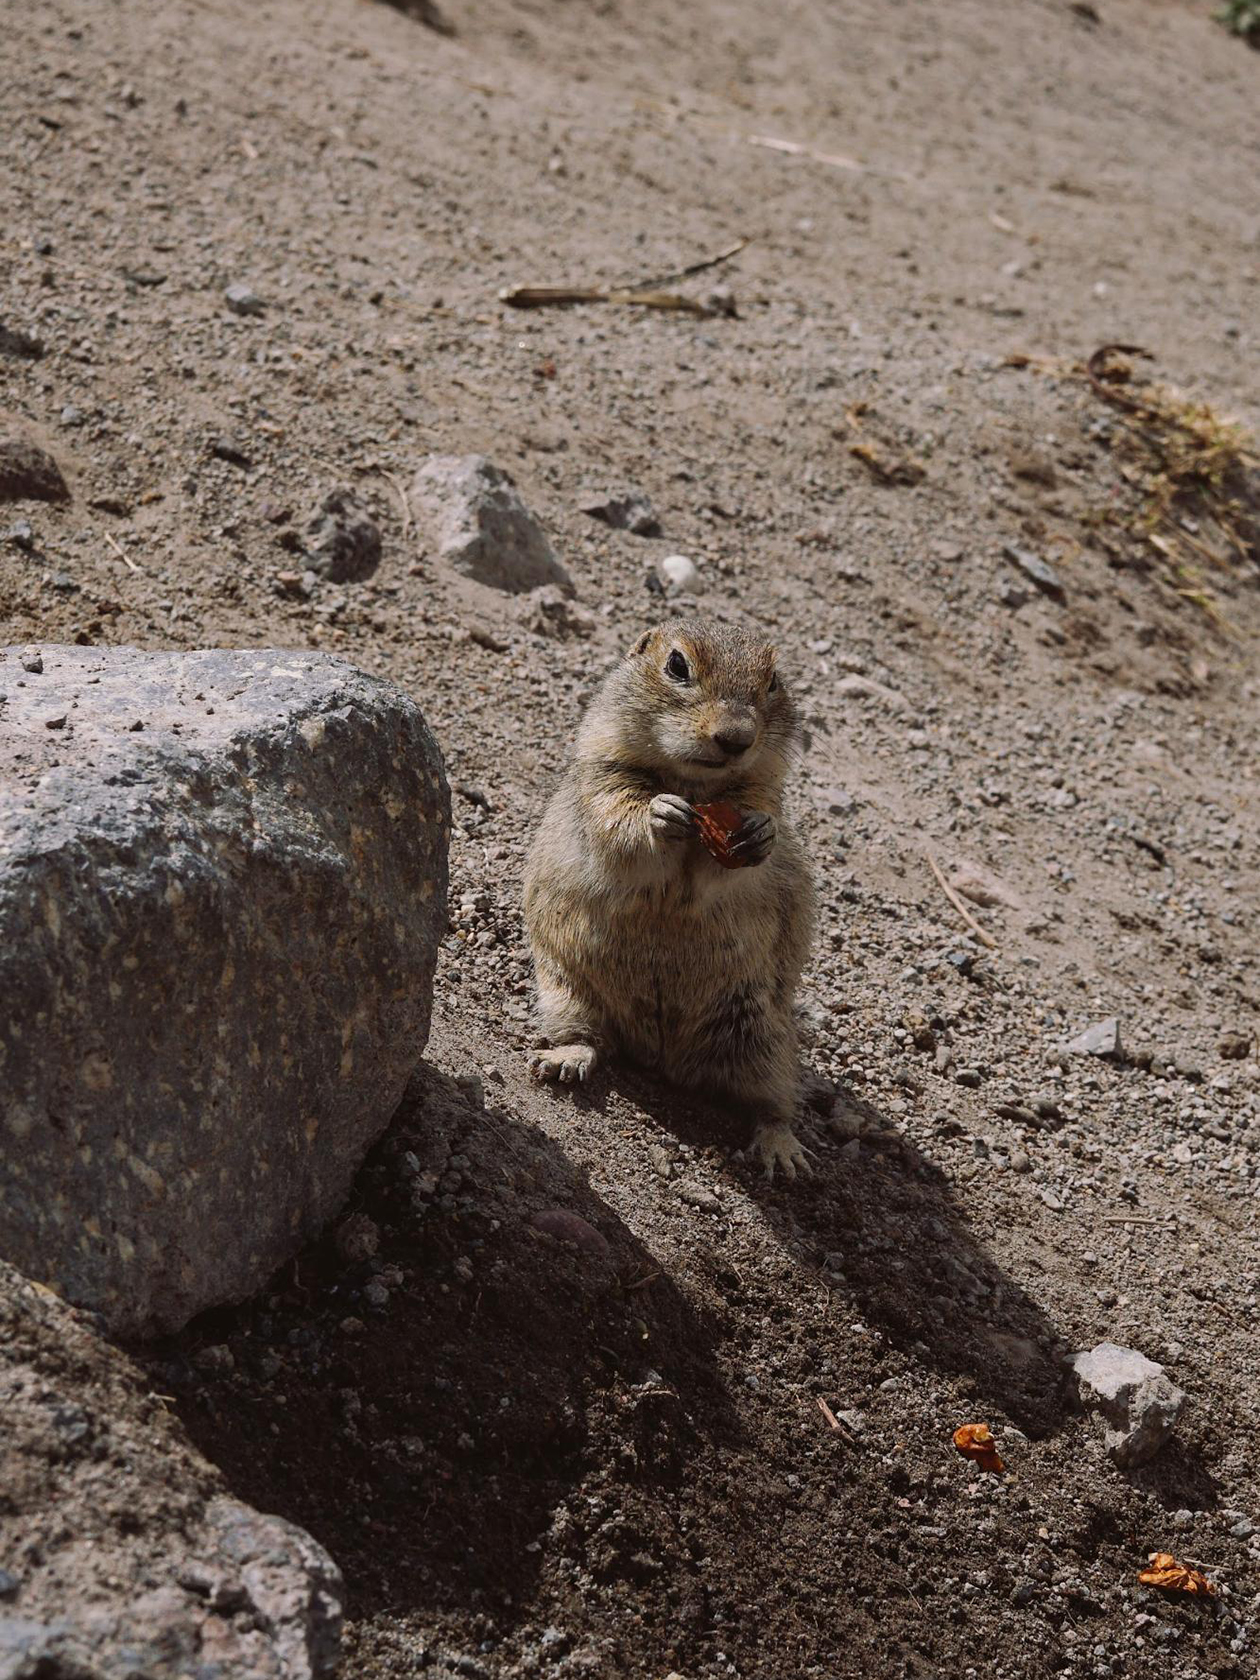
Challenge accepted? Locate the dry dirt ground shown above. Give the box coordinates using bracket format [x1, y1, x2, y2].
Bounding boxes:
[3, 0, 1260, 1675]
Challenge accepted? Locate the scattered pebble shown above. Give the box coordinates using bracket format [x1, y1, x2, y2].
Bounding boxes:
[224, 283, 265, 317]
[1065, 1018, 1122, 1059]
[578, 487, 660, 536]
[304, 490, 382, 583]
[1002, 543, 1065, 602]
[655, 553, 700, 595]
[529, 1208, 612, 1259]
[1070, 1342, 1186, 1468]
[0, 435, 70, 503]
[334, 1212, 380, 1265]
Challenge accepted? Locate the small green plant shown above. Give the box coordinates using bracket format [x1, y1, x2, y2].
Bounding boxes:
[1216, 0, 1260, 45]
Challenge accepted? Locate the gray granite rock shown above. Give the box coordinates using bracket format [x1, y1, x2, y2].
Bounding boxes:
[412, 454, 572, 594]
[1002, 543, 1065, 602]
[1065, 1017, 1123, 1059]
[0, 435, 69, 503]
[0, 646, 448, 1336]
[0, 1259, 343, 1678]
[304, 490, 381, 583]
[1070, 1341, 1186, 1468]
[577, 486, 660, 536]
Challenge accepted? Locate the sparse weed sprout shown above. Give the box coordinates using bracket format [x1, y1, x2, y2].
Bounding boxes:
[1216, 0, 1260, 44]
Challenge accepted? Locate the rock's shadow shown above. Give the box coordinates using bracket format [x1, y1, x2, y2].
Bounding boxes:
[135, 1066, 735, 1622]
[606, 1062, 1069, 1438]
[1124, 1437, 1220, 1512]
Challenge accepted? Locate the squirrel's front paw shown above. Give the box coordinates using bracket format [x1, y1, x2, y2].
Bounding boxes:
[728, 810, 776, 866]
[650, 793, 696, 842]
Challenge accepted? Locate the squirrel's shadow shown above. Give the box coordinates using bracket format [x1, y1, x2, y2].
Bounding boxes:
[598, 1062, 1069, 1438]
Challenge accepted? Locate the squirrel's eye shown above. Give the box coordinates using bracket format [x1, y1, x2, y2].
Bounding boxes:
[665, 650, 690, 683]
[768, 671, 779, 693]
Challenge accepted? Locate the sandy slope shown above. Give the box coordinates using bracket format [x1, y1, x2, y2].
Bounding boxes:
[3, 0, 1259, 1674]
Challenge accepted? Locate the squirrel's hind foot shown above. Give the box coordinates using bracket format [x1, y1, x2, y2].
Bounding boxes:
[749, 1121, 813, 1182]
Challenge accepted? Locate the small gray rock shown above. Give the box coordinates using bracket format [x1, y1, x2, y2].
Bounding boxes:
[224, 282, 265, 317]
[656, 553, 699, 595]
[304, 490, 382, 583]
[578, 487, 661, 536]
[413, 454, 571, 594]
[530, 1208, 612, 1259]
[7, 519, 35, 550]
[1070, 1341, 1185, 1468]
[334, 1212, 380, 1265]
[0, 324, 44, 360]
[802, 1070, 837, 1115]
[518, 584, 596, 639]
[821, 786, 858, 816]
[1002, 543, 1065, 602]
[193, 1344, 234, 1376]
[676, 1180, 722, 1212]
[0, 435, 70, 504]
[1066, 1017, 1123, 1059]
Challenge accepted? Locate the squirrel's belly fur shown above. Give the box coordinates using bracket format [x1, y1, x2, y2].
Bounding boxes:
[524, 780, 812, 1091]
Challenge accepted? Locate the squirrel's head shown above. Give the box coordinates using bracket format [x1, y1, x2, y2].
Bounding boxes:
[582, 616, 800, 791]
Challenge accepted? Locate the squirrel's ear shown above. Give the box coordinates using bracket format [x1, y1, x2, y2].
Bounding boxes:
[630, 629, 653, 657]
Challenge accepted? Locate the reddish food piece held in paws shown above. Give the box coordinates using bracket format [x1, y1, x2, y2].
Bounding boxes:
[693, 800, 751, 869]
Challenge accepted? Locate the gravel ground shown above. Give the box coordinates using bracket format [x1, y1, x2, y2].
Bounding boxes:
[3, 0, 1259, 1675]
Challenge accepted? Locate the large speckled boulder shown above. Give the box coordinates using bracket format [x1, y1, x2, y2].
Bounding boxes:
[0, 1258, 343, 1678]
[0, 646, 448, 1336]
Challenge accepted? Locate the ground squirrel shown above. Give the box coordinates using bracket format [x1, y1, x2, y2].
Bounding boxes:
[523, 616, 815, 1179]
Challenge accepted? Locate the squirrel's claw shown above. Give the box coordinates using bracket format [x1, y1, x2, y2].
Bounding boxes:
[529, 1043, 599, 1086]
[750, 1122, 812, 1182]
[649, 792, 697, 841]
[727, 810, 776, 866]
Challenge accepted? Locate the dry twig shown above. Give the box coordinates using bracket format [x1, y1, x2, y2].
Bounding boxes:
[925, 851, 998, 950]
[104, 531, 140, 574]
[500, 284, 710, 316]
[816, 1397, 855, 1442]
[633, 237, 748, 290]
[378, 469, 412, 542]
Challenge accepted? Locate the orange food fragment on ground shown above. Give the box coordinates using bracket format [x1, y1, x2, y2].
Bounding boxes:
[694, 800, 749, 869]
[952, 1422, 1006, 1474]
[1138, 1553, 1218, 1596]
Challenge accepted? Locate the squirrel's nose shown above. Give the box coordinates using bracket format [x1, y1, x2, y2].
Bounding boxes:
[712, 721, 756, 758]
